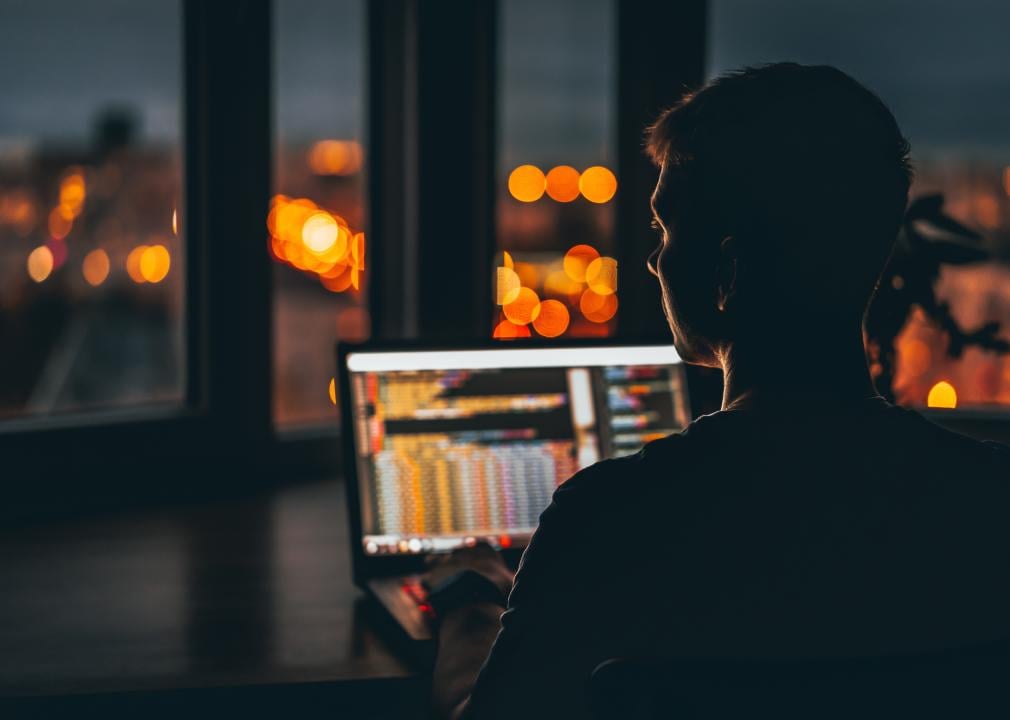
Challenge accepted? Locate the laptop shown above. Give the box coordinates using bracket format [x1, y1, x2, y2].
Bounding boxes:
[338, 340, 693, 641]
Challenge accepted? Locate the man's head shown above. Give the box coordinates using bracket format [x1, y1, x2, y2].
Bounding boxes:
[646, 63, 912, 366]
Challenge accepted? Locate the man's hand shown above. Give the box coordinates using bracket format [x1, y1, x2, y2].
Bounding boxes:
[426, 543, 514, 719]
[424, 542, 515, 598]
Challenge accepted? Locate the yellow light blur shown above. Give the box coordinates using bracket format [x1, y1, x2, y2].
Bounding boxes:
[126, 245, 149, 283]
[307, 140, 364, 176]
[302, 212, 339, 253]
[503, 286, 541, 325]
[508, 165, 546, 203]
[492, 319, 531, 339]
[321, 266, 354, 293]
[48, 207, 72, 240]
[172, 208, 178, 235]
[578, 166, 617, 204]
[544, 270, 582, 298]
[59, 170, 86, 218]
[27, 246, 54, 282]
[502, 250, 514, 270]
[580, 288, 618, 323]
[927, 380, 957, 409]
[82, 249, 110, 287]
[563, 244, 600, 282]
[329, 377, 337, 405]
[532, 299, 570, 337]
[140, 244, 171, 283]
[496, 266, 521, 305]
[545, 165, 581, 202]
[351, 231, 366, 270]
[586, 256, 618, 295]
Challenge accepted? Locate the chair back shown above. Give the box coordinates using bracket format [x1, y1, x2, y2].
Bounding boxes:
[591, 640, 1010, 720]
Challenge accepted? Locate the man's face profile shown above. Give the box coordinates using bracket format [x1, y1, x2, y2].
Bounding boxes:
[648, 163, 721, 368]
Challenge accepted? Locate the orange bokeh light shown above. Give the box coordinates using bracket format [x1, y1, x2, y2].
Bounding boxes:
[59, 170, 86, 217]
[502, 250, 514, 270]
[532, 299, 570, 337]
[140, 244, 171, 283]
[927, 380, 957, 409]
[508, 165, 546, 203]
[27, 246, 54, 282]
[351, 231, 366, 270]
[579, 166, 617, 204]
[580, 288, 618, 323]
[563, 244, 600, 282]
[267, 194, 364, 292]
[545, 165, 581, 202]
[307, 140, 363, 176]
[496, 266, 521, 305]
[321, 266, 354, 293]
[48, 207, 72, 240]
[503, 286, 541, 325]
[82, 249, 110, 287]
[492, 319, 532, 339]
[329, 377, 337, 405]
[586, 256, 618, 295]
[544, 270, 582, 298]
[302, 212, 340, 253]
[126, 245, 148, 283]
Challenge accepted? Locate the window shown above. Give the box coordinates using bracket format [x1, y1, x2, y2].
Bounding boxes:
[495, 0, 619, 340]
[273, 0, 368, 428]
[709, 0, 1010, 410]
[0, 0, 183, 420]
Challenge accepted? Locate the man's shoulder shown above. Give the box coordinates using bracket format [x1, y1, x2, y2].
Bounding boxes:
[885, 404, 1010, 467]
[552, 422, 707, 507]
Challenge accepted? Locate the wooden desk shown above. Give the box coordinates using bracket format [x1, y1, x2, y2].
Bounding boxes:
[0, 479, 426, 718]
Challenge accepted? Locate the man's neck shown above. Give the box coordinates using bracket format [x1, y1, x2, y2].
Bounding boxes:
[719, 326, 879, 412]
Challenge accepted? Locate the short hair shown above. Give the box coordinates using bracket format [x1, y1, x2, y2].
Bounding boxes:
[646, 63, 912, 321]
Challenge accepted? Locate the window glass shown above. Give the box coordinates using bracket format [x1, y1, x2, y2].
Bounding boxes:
[495, 0, 619, 340]
[273, 0, 368, 428]
[0, 0, 183, 420]
[710, 0, 1010, 409]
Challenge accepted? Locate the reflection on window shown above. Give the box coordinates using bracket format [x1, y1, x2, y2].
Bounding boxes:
[273, 0, 368, 428]
[0, 1, 183, 420]
[709, 0, 1010, 409]
[496, 0, 619, 339]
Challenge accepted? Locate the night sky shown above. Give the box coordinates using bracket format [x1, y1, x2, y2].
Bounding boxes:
[1, 0, 1008, 163]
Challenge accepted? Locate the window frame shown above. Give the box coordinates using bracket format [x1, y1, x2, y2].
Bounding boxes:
[3, 0, 1007, 515]
[2, 0, 274, 509]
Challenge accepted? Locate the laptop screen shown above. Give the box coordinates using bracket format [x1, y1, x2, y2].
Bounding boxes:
[345, 345, 690, 556]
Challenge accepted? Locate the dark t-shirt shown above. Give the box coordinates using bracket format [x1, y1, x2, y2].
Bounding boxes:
[463, 400, 1010, 719]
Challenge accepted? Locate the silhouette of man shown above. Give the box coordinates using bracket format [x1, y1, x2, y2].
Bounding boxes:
[425, 63, 1010, 719]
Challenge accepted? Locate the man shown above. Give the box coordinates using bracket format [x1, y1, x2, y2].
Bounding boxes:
[426, 63, 1010, 719]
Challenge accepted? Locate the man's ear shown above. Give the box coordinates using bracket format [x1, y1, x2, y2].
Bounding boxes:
[716, 235, 739, 312]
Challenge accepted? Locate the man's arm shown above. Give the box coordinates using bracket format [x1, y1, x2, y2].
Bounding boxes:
[425, 545, 514, 719]
[426, 466, 604, 720]
[431, 600, 504, 719]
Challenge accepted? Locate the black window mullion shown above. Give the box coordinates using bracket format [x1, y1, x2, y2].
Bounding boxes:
[615, 0, 707, 340]
[185, 0, 273, 471]
[413, 0, 497, 340]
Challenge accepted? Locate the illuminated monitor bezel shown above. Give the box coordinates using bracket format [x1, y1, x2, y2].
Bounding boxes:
[337, 339, 689, 584]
